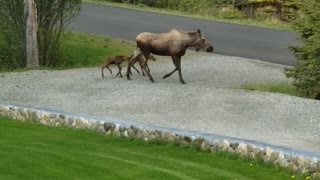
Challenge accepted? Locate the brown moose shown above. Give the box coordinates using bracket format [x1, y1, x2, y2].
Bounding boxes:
[126, 28, 214, 84]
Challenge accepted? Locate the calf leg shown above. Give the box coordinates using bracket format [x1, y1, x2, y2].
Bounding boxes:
[141, 53, 154, 82]
[101, 66, 105, 78]
[131, 62, 140, 74]
[139, 59, 145, 76]
[106, 66, 112, 74]
[146, 63, 151, 73]
[116, 64, 123, 78]
[126, 49, 142, 80]
[101, 64, 112, 78]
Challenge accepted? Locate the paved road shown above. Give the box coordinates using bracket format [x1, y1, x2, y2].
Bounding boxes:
[69, 3, 299, 66]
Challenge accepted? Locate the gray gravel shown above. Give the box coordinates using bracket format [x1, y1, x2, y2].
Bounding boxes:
[1, 52, 319, 153]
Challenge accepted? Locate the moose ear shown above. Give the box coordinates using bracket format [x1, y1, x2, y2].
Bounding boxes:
[197, 29, 201, 34]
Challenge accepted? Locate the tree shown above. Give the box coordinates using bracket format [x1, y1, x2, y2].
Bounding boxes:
[36, 0, 81, 67]
[24, 0, 39, 68]
[285, 0, 320, 99]
[0, 0, 81, 69]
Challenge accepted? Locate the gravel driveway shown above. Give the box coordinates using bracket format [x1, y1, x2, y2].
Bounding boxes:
[1, 52, 319, 154]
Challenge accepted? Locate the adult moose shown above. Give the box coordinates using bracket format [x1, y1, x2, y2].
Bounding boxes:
[126, 28, 214, 84]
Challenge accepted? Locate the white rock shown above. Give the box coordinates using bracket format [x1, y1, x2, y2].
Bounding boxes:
[264, 147, 273, 158]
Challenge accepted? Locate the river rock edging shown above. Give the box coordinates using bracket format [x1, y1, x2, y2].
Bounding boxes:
[1, 104, 319, 178]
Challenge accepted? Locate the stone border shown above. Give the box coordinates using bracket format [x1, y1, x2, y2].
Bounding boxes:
[0, 104, 320, 178]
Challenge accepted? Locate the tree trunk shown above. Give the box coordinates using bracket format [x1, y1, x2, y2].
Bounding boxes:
[24, 0, 39, 68]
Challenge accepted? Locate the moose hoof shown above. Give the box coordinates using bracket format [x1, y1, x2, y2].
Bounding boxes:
[163, 75, 169, 79]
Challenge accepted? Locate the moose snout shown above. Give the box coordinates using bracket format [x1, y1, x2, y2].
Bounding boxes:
[207, 46, 214, 52]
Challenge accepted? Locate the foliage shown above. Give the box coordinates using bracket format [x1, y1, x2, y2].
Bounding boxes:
[0, 0, 81, 70]
[219, 6, 245, 19]
[285, 0, 320, 99]
[235, 0, 298, 21]
[36, 0, 81, 67]
[102, 0, 298, 21]
[86, 0, 292, 30]
[0, 0, 25, 70]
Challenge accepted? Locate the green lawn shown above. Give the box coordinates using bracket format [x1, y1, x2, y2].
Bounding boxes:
[61, 31, 135, 69]
[0, 116, 304, 180]
[236, 82, 301, 97]
[0, 31, 135, 73]
[84, 0, 293, 31]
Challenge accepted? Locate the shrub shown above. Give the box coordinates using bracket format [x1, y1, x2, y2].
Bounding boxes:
[0, 0, 25, 70]
[219, 6, 245, 19]
[285, 0, 320, 99]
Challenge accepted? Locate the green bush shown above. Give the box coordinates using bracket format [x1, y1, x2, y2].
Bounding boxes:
[219, 7, 245, 19]
[285, 0, 320, 99]
[229, 0, 299, 21]
[0, 0, 25, 70]
[178, 0, 217, 15]
[102, 0, 297, 22]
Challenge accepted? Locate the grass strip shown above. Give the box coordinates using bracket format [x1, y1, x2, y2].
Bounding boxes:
[0, 116, 305, 180]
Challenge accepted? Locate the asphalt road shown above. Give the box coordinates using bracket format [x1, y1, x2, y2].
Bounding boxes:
[69, 3, 299, 66]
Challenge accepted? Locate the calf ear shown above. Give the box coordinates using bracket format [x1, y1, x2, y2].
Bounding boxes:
[197, 29, 201, 34]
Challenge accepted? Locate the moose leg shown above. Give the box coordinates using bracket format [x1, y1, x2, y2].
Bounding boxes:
[163, 56, 179, 79]
[176, 57, 185, 84]
[116, 64, 123, 78]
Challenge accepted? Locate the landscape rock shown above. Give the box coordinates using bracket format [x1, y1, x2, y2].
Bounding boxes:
[230, 142, 239, 150]
[183, 136, 192, 143]
[312, 172, 320, 179]
[247, 144, 255, 152]
[103, 122, 115, 132]
[308, 163, 318, 173]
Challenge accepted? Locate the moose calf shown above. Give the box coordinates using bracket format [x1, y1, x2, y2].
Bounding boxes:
[101, 54, 156, 78]
[101, 55, 130, 78]
[130, 54, 156, 76]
